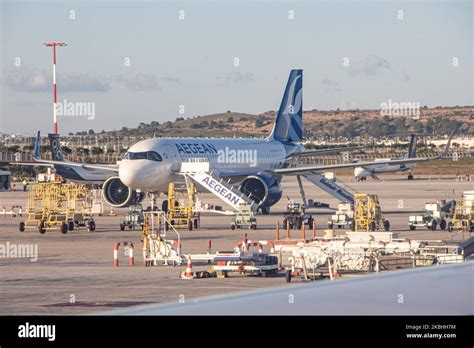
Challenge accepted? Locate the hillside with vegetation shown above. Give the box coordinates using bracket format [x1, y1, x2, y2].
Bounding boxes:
[75, 106, 472, 140]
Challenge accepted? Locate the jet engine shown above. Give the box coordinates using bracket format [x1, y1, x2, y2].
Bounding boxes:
[102, 176, 145, 208]
[239, 172, 282, 214]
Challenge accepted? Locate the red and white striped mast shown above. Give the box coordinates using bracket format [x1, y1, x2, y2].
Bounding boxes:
[43, 42, 67, 134]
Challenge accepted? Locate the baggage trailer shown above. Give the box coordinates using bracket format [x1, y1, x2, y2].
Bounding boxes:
[19, 182, 96, 233]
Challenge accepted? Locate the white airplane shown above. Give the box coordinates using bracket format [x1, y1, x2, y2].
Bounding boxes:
[30, 132, 114, 184]
[32, 69, 432, 212]
[27, 133, 146, 205]
[354, 130, 456, 181]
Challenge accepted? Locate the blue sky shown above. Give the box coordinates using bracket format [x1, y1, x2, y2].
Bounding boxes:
[1, 0, 472, 135]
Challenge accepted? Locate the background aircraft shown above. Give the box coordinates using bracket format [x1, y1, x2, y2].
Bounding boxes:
[354, 131, 456, 181]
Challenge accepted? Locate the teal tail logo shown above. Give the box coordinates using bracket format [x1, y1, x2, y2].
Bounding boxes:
[270, 69, 303, 143]
[48, 133, 64, 161]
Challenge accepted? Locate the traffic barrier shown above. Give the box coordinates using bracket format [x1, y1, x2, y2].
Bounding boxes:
[259, 240, 275, 253]
[242, 233, 248, 251]
[236, 238, 275, 253]
[113, 241, 134, 267]
[1, 205, 22, 218]
[207, 240, 212, 264]
[275, 221, 280, 240]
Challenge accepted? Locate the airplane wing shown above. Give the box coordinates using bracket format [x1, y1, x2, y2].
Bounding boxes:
[31, 130, 119, 172]
[272, 157, 430, 175]
[9, 162, 54, 167]
[277, 126, 460, 176]
[32, 158, 119, 172]
[289, 145, 367, 159]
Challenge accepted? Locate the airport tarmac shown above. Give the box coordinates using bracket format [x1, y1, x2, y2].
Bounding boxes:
[0, 175, 472, 315]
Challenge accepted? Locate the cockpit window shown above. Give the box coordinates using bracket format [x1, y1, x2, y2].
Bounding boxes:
[123, 151, 162, 161]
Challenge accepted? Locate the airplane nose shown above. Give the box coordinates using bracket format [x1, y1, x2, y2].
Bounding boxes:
[354, 167, 366, 178]
[119, 161, 148, 189]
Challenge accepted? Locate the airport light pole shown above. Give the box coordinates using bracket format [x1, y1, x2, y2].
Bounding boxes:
[43, 42, 67, 134]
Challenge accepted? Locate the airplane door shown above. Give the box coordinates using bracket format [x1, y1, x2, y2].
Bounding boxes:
[165, 144, 180, 172]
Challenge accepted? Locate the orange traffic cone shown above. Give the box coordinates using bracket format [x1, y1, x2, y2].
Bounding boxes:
[180, 256, 194, 279]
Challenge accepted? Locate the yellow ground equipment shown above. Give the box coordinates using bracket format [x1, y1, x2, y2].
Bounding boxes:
[353, 193, 390, 232]
[447, 197, 474, 235]
[163, 182, 199, 231]
[19, 182, 96, 234]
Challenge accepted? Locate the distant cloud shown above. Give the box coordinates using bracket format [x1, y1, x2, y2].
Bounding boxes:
[321, 78, 341, 93]
[3, 68, 49, 92]
[3, 68, 111, 92]
[216, 71, 255, 87]
[349, 55, 390, 77]
[60, 74, 111, 92]
[114, 73, 181, 91]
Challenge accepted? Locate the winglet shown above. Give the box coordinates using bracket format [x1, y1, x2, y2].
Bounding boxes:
[33, 131, 41, 160]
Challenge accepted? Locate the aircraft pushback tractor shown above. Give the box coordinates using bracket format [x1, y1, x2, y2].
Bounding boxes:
[31, 69, 443, 212]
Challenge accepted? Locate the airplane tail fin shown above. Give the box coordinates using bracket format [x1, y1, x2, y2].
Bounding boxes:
[33, 131, 41, 160]
[48, 133, 64, 161]
[268, 69, 303, 143]
[441, 125, 459, 158]
[407, 134, 417, 158]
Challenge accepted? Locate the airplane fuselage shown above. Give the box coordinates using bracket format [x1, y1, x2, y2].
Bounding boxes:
[354, 158, 417, 179]
[119, 137, 302, 192]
